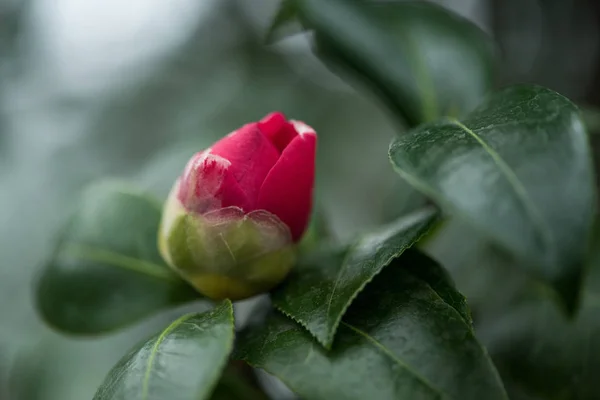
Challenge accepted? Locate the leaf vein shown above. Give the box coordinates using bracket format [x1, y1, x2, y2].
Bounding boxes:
[449, 119, 553, 250]
[141, 313, 198, 400]
[340, 321, 445, 398]
[62, 243, 177, 281]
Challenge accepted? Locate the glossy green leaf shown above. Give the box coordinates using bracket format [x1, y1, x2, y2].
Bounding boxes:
[282, 0, 495, 127]
[237, 251, 507, 400]
[272, 207, 439, 348]
[36, 180, 199, 335]
[401, 250, 472, 326]
[389, 85, 596, 313]
[94, 300, 234, 400]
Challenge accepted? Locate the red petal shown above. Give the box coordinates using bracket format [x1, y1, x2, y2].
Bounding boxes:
[257, 125, 317, 242]
[211, 123, 279, 206]
[178, 152, 251, 213]
[258, 112, 298, 153]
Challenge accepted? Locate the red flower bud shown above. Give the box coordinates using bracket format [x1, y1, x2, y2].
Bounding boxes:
[177, 112, 316, 242]
[158, 112, 317, 300]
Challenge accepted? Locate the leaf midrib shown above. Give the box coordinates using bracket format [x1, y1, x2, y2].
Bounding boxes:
[141, 313, 197, 399]
[322, 209, 437, 346]
[340, 321, 445, 399]
[62, 242, 177, 281]
[341, 274, 508, 400]
[448, 119, 554, 251]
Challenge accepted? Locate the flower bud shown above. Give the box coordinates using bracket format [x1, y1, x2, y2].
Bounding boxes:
[158, 112, 317, 300]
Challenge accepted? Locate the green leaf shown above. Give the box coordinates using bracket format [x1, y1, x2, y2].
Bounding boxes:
[389, 85, 597, 313]
[293, 0, 495, 127]
[237, 252, 507, 400]
[36, 180, 199, 335]
[272, 207, 439, 348]
[401, 249, 472, 326]
[94, 300, 235, 400]
[209, 362, 270, 400]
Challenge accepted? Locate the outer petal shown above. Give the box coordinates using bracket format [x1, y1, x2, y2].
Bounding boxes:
[211, 123, 279, 206]
[258, 112, 298, 153]
[177, 151, 251, 213]
[256, 124, 317, 242]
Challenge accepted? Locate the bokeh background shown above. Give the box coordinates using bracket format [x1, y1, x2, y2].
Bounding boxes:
[1, 0, 600, 398]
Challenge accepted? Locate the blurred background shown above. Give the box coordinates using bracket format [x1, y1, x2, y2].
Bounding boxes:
[1, 0, 600, 399]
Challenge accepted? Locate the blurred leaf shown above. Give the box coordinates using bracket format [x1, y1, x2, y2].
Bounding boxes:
[582, 105, 600, 135]
[389, 85, 596, 313]
[237, 251, 507, 400]
[279, 0, 495, 127]
[401, 249, 472, 326]
[490, 0, 599, 101]
[6, 347, 49, 400]
[474, 217, 600, 400]
[209, 362, 270, 400]
[94, 300, 234, 400]
[36, 180, 199, 335]
[482, 297, 600, 400]
[266, 0, 300, 44]
[423, 218, 532, 322]
[272, 207, 439, 348]
[297, 206, 335, 254]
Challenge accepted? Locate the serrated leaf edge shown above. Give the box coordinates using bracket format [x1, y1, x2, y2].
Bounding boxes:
[275, 208, 440, 349]
[322, 208, 440, 348]
[405, 284, 508, 399]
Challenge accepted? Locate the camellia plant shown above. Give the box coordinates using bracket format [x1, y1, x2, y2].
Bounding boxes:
[34, 1, 599, 399]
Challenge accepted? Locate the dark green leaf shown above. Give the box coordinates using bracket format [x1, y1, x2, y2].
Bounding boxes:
[36, 180, 199, 335]
[94, 300, 235, 400]
[237, 252, 507, 400]
[294, 0, 495, 127]
[481, 297, 600, 400]
[272, 207, 439, 348]
[476, 217, 600, 400]
[582, 105, 600, 136]
[209, 362, 270, 400]
[401, 250, 471, 326]
[389, 85, 596, 313]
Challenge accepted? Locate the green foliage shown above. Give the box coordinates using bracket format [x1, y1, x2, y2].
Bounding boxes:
[30, 0, 600, 399]
[269, 0, 495, 127]
[389, 85, 596, 313]
[36, 181, 200, 335]
[272, 207, 440, 348]
[94, 301, 234, 400]
[236, 250, 507, 400]
[483, 297, 600, 400]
